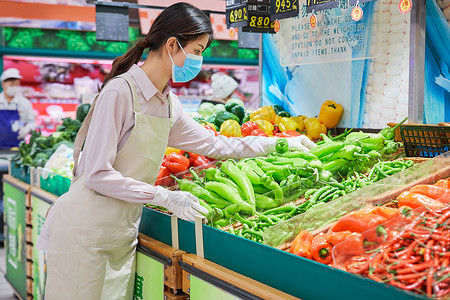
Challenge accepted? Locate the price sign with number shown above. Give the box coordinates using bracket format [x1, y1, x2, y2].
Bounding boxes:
[399, 0, 412, 14]
[306, 0, 339, 13]
[243, 0, 275, 33]
[226, 0, 248, 28]
[270, 0, 299, 20]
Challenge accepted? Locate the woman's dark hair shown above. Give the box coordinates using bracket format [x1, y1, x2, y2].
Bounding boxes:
[102, 2, 213, 88]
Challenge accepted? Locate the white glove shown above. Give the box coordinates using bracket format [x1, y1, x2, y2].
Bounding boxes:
[286, 136, 317, 152]
[152, 186, 209, 221]
[18, 125, 31, 139]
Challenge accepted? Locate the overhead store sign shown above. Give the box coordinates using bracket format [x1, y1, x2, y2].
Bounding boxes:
[270, 0, 299, 20]
[243, 0, 275, 34]
[95, 4, 130, 42]
[226, 0, 248, 28]
[306, 0, 339, 13]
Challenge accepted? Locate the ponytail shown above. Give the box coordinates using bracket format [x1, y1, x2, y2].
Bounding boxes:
[101, 2, 213, 90]
[101, 38, 150, 89]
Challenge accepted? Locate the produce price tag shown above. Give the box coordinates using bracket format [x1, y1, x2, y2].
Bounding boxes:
[399, 0, 412, 14]
[306, 0, 339, 13]
[274, 19, 281, 32]
[351, 5, 363, 21]
[270, 0, 299, 20]
[229, 27, 236, 39]
[310, 14, 317, 28]
[226, 0, 248, 28]
[242, 0, 276, 34]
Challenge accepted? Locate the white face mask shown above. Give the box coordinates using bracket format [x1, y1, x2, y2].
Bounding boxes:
[5, 86, 20, 97]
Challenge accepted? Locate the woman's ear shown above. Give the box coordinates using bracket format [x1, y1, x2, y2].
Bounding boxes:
[166, 37, 178, 54]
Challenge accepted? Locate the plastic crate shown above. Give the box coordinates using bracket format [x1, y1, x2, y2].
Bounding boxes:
[399, 124, 450, 157]
[10, 161, 31, 184]
[40, 169, 71, 196]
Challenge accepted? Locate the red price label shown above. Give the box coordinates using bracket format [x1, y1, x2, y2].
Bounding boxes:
[229, 28, 236, 39]
[351, 5, 363, 21]
[310, 14, 317, 28]
[274, 20, 281, 32]
[399, 0, 412, 14]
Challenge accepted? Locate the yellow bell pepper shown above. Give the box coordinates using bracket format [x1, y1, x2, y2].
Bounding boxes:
[273, 115, 283, 125]
[250, 106, 277, 123]
[304, 117, 323, 140]
[291, 116, 305, 132]
[254, 119, 274, 135]
[220, 120, 242, 137]
[320, 123, 327, 135]
[318, 100, 343, 129]
[165, 147, 180, 156]
[278, 117, 299, 132]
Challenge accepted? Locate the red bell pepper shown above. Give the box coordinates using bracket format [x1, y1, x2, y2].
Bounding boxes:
[311, 233, 333, 264]
[165, 153, 190, 174]
[241, 121, 259, 137]
[181, 151, 199, 165]
[275, 130, 301, 138]
[155, 166, 173, 186]
[192, 155, 212, 170]
[290, 230, 314, 259]
[250, 129, 268, 137]
[328, 210, 388, 234]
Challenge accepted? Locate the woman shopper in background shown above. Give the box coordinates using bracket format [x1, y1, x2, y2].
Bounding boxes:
[39, 3, 315, 299]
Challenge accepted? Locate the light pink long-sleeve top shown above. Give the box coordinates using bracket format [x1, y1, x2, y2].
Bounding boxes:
[76, 64, 277, 203]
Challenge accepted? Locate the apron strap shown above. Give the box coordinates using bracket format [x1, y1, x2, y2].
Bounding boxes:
[72, 74, 138, 177]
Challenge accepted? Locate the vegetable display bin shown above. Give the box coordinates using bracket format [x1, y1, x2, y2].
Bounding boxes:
[39, 169, 71, 196]
[400, 124, 450, 157]
[10, 162, 31, 184]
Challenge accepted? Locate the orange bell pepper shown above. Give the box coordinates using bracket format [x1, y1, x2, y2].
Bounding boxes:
[311, 233, 333, 264]
[435, 179, 450, 189]
[397, 191, 445, 210]
[327, 231, 365, 256]
[328, 210, 388, 234]
[318, 100, 343, 129]
[409, 185, 450, 203]
[368, 206, 400, 220]
[290, 230, 314, 259]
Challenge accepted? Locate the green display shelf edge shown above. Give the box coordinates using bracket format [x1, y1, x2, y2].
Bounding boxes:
[0, 47, 258, 66]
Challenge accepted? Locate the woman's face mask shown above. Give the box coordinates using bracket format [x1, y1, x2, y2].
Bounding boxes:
[168, 40, 203, 83]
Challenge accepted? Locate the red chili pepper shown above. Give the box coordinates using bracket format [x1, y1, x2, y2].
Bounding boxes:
[192, 156, 212, 170]
[250, 129, 268, 137]
[155, 166, 173, 186]
[165, 153, 190, 174]
[241, 121, 259, 137]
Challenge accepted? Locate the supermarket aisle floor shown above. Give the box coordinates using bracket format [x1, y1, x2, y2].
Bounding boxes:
[0, 243, 17, 300]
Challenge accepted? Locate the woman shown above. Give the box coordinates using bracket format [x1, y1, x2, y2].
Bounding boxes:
[40, 3, 315, 299]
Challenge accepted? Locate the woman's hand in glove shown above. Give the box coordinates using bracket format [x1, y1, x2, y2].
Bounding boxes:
[286, 135, 316, 152]
[152, 186, 208, 221]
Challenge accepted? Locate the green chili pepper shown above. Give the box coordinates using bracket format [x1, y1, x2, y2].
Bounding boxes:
[309, 160, 323, 170]
[320, 133, 333, 143]
[253, 184, 272, 194]
[204, 181, 254, 215]
[202, 168, 246, 199]
[279, 151, 319, 161]
[260, 171, 284, 204]
[265, 156, 309, 169]
[310, 186, 334, 204]
[172, 176, 229, 208]
[228, 221, 236, 235]
[223, 203, 241, 215]
[255, 158, 291, 182]
[189, 167, 203, 186]
[275, 138, 289, 154]
[234, 213, 257, 228]
[236, 161, 263, 185]
[261, 205, 296, 215]
[380, 141, 400, 155]
[309, 141, 344, 158]
[213, 219, 229, 228]
[379, 117, 407, 140]
[255, 194, 280, 210]
[346, 132, 385, 151]
[221, 160, 256, 210]
[241, 229, 264, 240]
[304, 188, 318, 198]
[326, 145, 367, 161]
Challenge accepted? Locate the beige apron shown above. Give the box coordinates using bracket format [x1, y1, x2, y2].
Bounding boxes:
[44, 73, 173, 300]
